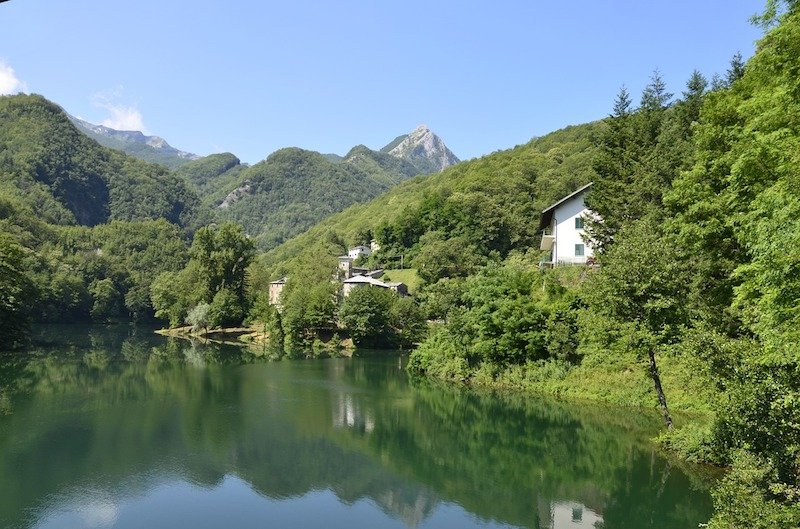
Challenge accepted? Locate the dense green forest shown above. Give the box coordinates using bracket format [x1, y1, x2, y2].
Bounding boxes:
[0, 95, 207, 228]
[0, 95, 207, 344]
[214, 147, 403, 249]
[209, 141, 454, 250]
[173, 152, 248, 206]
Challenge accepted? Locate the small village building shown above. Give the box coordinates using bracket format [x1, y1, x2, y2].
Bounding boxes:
[268, 277, 287, 307]
[342, 275, 408, 298]
[348, 245, 372, 260]
[339, 254, 383, 280]
[338, 255, 355, 277]
[539, 183, 595, 266]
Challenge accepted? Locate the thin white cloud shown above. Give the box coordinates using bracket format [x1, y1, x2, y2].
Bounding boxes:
[0, 60, 27, 95]
[91, 88, 148, 132]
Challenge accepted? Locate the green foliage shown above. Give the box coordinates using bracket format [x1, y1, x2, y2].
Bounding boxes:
[585, 218, 690, 346]
[173, 152, 245, 204]
[207, 287, 245, 329]
[657, 422, 720, 465]
[339, 287, 394, 347]
[414, 232, 486, 284]
[0, 94, 208, 229]
[189, 222, 255, 300]
[586, 71, 704, 253]
[0, 232, 33, 349]
[708, 451, 800, 529]
[149, 222, 254, 328]
[186, 302, 210, 332]
[89, 278, 122, 321]
[410, 263, 582, 372]
[0, 200, 190, 324]
[280, 280, 338, 351]
[151, 265, 206, 327]
[339, 287, 426, 348]
[216, 147, 424, 250]
[387, 296, 427, 348]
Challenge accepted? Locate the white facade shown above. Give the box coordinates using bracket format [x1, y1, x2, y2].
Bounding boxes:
[539, 183, 595, 266]
[348, 245, 372, 260]
[546, 501, 603, 529]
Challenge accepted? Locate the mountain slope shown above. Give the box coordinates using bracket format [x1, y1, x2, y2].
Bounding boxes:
[0, 94, 206, 229]
[208, 126, 460, 250]
[69, 115, 200, 169]
[259, 122, 600, 277]
[214, 148, 400, 249]
[342, 145, 421, 186]
[173, 152, 247, 205]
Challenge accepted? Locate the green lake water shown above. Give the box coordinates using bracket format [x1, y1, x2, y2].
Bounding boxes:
[0, 325, 717, 528]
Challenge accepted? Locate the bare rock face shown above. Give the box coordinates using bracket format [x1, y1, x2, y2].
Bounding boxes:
[387, 125, 459, 174]
[218, 180, 253, 209]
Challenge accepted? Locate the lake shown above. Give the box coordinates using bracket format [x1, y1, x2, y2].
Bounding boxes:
[0, 325, 716, 529]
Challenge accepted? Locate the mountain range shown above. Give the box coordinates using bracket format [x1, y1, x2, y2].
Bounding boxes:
[68, 114, 460, 249]
[68, 115, 201, 170]
[1, 94, 461, 251]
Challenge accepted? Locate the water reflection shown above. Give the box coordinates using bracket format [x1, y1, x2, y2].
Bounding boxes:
[0, 325, 716, 529]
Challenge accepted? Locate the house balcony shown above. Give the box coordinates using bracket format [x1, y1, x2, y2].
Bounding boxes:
[540, 229, 555, 251]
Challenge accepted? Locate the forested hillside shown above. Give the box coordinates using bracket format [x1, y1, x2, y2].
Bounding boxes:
[173, 152, 247, 205]
[258, 121, 599, 278]
[0, 95, 213, 344]
[213, 145, 443, 250]
[164, 126, 460, 251]
[0, 95, 207, 229]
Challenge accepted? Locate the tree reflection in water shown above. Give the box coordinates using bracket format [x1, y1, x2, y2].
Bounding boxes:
[0, 325, 717, 529]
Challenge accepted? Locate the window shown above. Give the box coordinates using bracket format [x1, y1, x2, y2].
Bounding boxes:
[575, 244, 585, 256]
[574, 217, 584, 229]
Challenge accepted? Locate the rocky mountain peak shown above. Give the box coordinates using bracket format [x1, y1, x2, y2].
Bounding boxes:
[386, 125, 459, 174]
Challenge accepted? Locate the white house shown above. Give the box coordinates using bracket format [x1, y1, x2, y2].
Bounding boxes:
[348, 245, 372, 260]
[539, 183, 595, 266]
[268, 277, 287, 307]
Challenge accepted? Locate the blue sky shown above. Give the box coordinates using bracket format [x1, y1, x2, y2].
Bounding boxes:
[2, 1, 764, 164]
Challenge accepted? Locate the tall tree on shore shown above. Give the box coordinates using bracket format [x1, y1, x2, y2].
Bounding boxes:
[0, 233, 34, 349]
[585, 218, 690, 429]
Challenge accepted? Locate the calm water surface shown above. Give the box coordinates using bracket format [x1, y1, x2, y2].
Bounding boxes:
[0, 325, 716, 529]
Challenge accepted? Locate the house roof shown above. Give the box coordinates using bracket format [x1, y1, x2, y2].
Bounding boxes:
[538, 182, 593, 230]
[270, 277, 288, 285]
[343, 275, 405, 288]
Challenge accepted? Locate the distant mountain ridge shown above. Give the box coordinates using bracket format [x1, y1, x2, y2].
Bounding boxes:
[61, 108, 462, 249]
[68, 115, 200, 170]
[186, 125, 461, 250]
